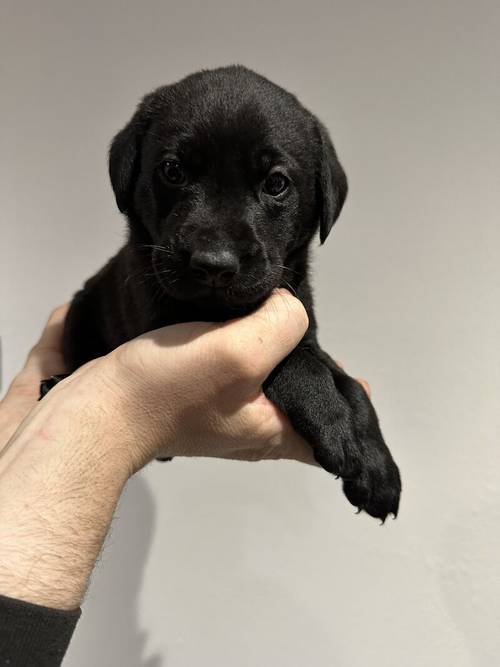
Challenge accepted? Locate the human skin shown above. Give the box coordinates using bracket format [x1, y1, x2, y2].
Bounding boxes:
[0, 290, 370, 610]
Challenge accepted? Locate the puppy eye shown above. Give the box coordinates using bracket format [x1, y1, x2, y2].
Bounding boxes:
[161, 160, 186, 186]
[263, 171, 289, 197]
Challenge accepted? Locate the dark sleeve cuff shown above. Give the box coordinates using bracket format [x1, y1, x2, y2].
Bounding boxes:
[0, 593, 81, 666]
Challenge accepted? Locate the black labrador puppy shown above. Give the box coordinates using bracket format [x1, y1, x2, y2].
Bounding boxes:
[62, 65, 401, 521]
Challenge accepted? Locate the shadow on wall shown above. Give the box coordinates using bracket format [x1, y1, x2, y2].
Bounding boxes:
[64, 474, 162, 667]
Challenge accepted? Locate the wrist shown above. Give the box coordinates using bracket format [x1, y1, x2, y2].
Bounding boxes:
[103, 349, 178, 468]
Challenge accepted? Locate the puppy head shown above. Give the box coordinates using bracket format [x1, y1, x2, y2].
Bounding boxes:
[109, 65, 347, 308]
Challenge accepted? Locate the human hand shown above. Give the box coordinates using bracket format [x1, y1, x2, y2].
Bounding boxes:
[0, 290, 312, 609]
[0, 303, 69, 454]
[0, 292, 370, 610]
[0, 291, 371, 476]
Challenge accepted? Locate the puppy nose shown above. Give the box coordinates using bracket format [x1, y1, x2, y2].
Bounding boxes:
[190, 249, 240, 286]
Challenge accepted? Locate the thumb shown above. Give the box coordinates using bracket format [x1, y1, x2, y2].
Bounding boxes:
[216, 289, 309, 384]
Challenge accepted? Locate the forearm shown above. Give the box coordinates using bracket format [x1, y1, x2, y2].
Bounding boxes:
[0, 392, 129, 610]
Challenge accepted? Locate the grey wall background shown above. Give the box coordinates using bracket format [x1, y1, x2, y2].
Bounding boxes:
[1, 1, 499, 665]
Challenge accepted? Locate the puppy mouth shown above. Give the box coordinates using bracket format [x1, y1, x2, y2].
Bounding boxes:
[151, 264, 278, 308]
[158, 274, 277, 307]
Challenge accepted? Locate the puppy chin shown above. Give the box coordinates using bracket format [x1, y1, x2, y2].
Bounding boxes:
[158, 276, 277, 310]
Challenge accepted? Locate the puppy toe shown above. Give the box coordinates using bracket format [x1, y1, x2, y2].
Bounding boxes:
[313, 423, 362, 479]
[343, 472, 372, 512]
[314, 444, 344, 477]
[343, 441, 401, 521]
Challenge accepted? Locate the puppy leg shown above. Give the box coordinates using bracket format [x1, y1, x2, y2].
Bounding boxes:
[312, 348, 401, 519]
[263, 346, 401, 521]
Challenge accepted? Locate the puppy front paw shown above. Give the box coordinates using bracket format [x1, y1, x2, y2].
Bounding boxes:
[311, 408, 401, 521]
[264, 346, 402, 522]
[342, 439, 401, 521]
[331, 369, 401, 520]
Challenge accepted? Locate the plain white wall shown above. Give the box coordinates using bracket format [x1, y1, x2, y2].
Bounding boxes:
[1, 1, 499, 665]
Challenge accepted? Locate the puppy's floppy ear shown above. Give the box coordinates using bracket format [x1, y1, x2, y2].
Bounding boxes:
[109, 122, 140, 214]
[109, 98, 153, 214]
[315, 119, 348, 244]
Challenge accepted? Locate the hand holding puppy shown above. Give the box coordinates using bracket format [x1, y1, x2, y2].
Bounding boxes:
[0, 290, 313, 609]
[0, 289, 374, 611]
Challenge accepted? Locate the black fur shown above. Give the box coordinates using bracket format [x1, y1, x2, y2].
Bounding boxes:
[63, 65, 401, 520]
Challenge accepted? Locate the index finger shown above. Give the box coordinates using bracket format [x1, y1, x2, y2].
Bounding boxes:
[32, 303, 70, 352]
[22, 303, 70, 378]
[0, 304, 71, 446]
